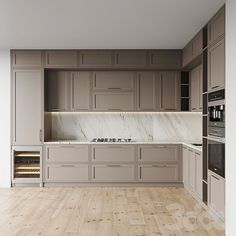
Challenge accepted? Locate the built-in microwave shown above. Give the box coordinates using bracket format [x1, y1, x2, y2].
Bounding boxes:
[208, 139, 225, 178]
[208, 89, 225, 138]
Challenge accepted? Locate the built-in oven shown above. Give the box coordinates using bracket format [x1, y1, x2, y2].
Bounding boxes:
[208, 139, 225, 178]
[208, 89, 225, 138]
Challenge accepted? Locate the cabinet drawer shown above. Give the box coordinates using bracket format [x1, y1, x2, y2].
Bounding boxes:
[114, 51, 147, 68]
[92, 146, 135, 162]
[46, 146, 89, 162]
[12, 51, 42, 68]
[138, 164, 180, 182]
[138, 145, 180, 162]
[92, 165, 135, 182]
[93, 71, 134, 90]
[93, 92, 134, 111]
[45, 51, 77, 68]
[79, 51, 112, 68]
[46, 164, 88, 182]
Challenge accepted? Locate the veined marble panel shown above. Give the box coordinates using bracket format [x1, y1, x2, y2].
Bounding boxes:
[50, 112, 202, 142]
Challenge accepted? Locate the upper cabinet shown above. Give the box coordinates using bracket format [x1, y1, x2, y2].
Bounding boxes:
[208, 39, 225, 92]
[149, 50, 182, 69]
[208, 7, 225, 46]
[114, 50, 147, 68]
[159, 71, 180, 111]
[79, 51, 112, 68]
[190, 64, 202, 111]
[137, 72, 157, 111]
[182, 30, 203, 67]
[12, 70, 43, 145]
[12, 51, 42, 68]
[45, 51, 77, 68]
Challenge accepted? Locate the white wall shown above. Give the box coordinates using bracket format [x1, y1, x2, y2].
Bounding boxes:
[226, 0, 236, 235]
[0, 50, 11, 188]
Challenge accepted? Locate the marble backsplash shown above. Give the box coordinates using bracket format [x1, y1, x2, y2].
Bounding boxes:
[47, 112, 202, 142]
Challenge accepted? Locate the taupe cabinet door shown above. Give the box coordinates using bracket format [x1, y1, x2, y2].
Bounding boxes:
[13, 70, 42, 145]
[114, 51, 147, 68]
[208, 7, 225, 46]
[195, 152, 202, 199]
[93, 71, 134, 90]
[45, 51, 77, 68]
[71, 72, 90, 111]
[190, 64, 202, 111]
[46, 71, 68, 111]
[149, 50, 182, 69]
[12, 51, 42, 68]
[182, 147, 189, 187]
[159, 71, 180, 111]
[79, 51, 112, 68]
[137, 72, 156, 111]
[189, 150, 196, 192]
[208, 39, 225, 91]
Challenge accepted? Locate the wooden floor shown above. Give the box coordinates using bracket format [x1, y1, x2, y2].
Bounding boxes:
[0, 187, 224, 236]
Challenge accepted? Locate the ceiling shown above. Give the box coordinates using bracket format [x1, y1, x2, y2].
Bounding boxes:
[0, 0, 225, 49]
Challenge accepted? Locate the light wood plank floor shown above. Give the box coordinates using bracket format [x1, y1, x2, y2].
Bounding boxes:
[0, 187, 224, 236]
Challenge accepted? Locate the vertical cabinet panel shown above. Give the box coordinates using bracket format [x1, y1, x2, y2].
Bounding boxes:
[159, 71, 180, 111]
[12, 51, 42, 68]
[45, 51, 77, 68]
[13, 70, 42, 145]
[71, 72, 90, 111]
[208, 39, 225, 91]
[182, 43, 192, 67]
[182, 147, 189, 187]
[195, 152, 203, 199]
[189, 150, 196, 192]
[192, 31, 203, 56]
[137, 72, 156, 111]
[46, 71, 68, 111]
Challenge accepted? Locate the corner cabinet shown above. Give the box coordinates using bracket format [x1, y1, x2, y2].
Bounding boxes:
[12, 70, 43, 145]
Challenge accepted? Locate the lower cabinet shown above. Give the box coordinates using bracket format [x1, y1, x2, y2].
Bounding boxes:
[46, 164, 89, 182]
[92, 164, 135, 182]
[208, 170, 225, 219]
[138, 164, 180, 182]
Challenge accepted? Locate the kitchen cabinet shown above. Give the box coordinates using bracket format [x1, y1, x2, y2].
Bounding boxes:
[12, 70, 43, 145]
[138, 145, 180, 162]
[208, 7, 225, 46]
[93, 92, 134, 111]
[137, 72, 156, 111]
[70, 72, 91, 111]
[46, 164, 89, 182]
[208, 170, 225, 219]
[159, 71, 180, 111]
[183, 146, 202, 200]
[45, 51, 77, 68]
[208, 39, 225, 92]
[46, 71, 69, 111]
[149, 50, 182, 69]
[182, 43, 192, 67]
[92, 164, 135, 182]
[92, 145, 135, 162]
[190, 64, 202, 111]
[79, 51, 112, 68]
[12, 51, 42, 68]
[138, 164, 180, 182]
[114, 50, 147, 68]
[93, 71, 134, 90]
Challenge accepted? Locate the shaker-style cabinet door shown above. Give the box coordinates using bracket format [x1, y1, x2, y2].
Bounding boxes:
[12, 70, 43, 145]
[189, 150, 196, 193]
[182, 147, 190, 188]
[71, 72, 90, 111]
[159, 71, 180, 111]
[137, 72, 156, 111]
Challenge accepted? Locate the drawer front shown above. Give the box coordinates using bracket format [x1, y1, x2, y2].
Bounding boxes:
[93, 93, 134, 111]
[12, 51, 42, 68]
[139, 164, 180, 182]
[46, 51, 77, 68]
[92, 165, 135, 182]
[93, 71, 134, 90]
[92, 146, 135, 162]
[138, 145, 179, 162]
[46, 164, 88, 182]
[46, 146, 89, 162]
[79, 51, 112, 68]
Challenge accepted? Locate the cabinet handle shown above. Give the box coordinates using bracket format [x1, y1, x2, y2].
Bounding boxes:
[211, 175, 219, 181]
[150, 54, 154, 65]
[61, 164, 75, 167]
[152, 164, 168, 168]
[108, 108, 121, 111]
[138, 73, 141, 109]
[139, 167, 142, 179]
[108, 87, 121, 90]
[160, 74, 163, 109]
[81, 54, 84, 64]
[93, 167, 95, 179]
[71, 73, 75, 109]
[39, 129, 42, 142]
[107, 164, 121, 167]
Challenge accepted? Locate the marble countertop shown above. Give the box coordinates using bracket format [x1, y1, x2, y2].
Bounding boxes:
[44, 140, 202, 151]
